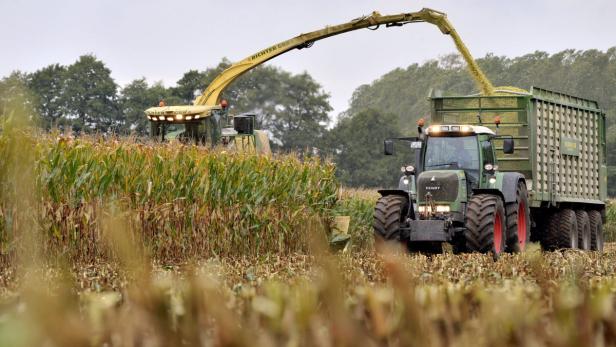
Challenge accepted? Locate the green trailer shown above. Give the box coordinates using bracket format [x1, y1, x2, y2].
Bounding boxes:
[430, 86, 607, 207]
[374, 87, 606, 256]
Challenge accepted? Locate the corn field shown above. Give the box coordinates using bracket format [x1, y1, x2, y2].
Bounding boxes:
[2, 120, 616, 345]
[0, 130, 338, 263]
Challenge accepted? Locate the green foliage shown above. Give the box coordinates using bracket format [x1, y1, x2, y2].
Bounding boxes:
[0, 72, 32, 120]
[332, 189, 378, 248]
[327, 109, 408, 188]
[266, 72, 332, 150]
[62, 55, 119, 133]
[172, 69, 207, 103]
[27, 64, 66, 129]
[119, 79, 175, 135]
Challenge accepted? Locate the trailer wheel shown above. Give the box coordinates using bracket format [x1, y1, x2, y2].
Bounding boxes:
[505, 182, 530, 253]
[373, 195, 408, 244]
[465, 194, 506, 259]
[575, 210, 591, 251]
[588, 210, 604, 252]
[544, 209, 578, 250]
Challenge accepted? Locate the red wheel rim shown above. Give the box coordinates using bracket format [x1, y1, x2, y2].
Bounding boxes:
[517, 201, 527, 250]
[494, 212, 503, 254]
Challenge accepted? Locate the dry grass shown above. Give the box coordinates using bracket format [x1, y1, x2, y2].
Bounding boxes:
[1, 245, 616, 346]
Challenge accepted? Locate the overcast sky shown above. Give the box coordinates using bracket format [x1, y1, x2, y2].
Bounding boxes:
[1, 0, 614, 117]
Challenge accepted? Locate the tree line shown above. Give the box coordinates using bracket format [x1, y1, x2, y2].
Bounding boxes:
[0, 55, 331, 151]
[1, 49, 615, 193]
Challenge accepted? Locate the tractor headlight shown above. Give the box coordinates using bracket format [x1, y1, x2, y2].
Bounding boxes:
[403, 178, 409, 185]
[435, 205, 450, 213]
[484, 163, 494, 171]
[175, 114, 184, 120]
[489, 177, 497, 184]
[418, 205, 450, 213]
[401, 165, 415, 175]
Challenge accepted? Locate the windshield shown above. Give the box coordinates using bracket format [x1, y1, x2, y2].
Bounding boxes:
[424, 136, 479, 174]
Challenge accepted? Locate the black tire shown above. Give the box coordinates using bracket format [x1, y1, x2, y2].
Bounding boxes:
[588, 210, 604, 252]
[373, 195, 408, 243]
[544, 209, 578, 250]
[505, 182, 530, 253]
[575, 210, 591, 251]
[465, 194, 506, 258]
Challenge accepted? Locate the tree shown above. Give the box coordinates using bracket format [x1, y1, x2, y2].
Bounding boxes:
[63, 55, 119, 133]
[0, 72, 33, 121]
[173, 70, 207, 104]
[119, 79, 173, 135]
[327, 109, 406, 188]
[28, 64, 66, 129]
[267, 72, 331, 150]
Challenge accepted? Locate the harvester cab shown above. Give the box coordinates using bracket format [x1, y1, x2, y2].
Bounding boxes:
[376, 120, 521, 257]
[145, 103, 271, 154]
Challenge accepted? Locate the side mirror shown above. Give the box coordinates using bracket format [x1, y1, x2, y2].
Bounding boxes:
[233, 114, 255, 135]
[503, 138, 515, 154]
[384, 140, 394, 155]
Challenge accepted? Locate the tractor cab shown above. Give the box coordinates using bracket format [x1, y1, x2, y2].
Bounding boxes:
[415, 124, 510, 218]
[384, 124, 510, 216]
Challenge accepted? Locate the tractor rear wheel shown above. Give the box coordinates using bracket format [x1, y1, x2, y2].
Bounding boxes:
[575, 210, 591, 251]
[505, 182, 530, 253]
[373, 195, 408, 244]
[465, 194, 506, 259]
[588, 210, 604, 252]
[544, 209, 578, 250]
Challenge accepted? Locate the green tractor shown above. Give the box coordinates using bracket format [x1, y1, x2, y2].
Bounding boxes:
[375, 88, 607, 257]
[375, 122, 526, 257]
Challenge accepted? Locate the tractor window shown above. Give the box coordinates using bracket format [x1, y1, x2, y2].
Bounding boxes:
[424, 136, 479, 174]
[481, 140, 495, 165]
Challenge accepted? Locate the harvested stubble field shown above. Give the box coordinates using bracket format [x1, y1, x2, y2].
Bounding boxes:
[2, 124, 616, 346]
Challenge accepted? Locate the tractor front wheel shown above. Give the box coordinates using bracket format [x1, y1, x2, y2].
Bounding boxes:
[373, 195, 408, 245]
[465, 194, 506, 259]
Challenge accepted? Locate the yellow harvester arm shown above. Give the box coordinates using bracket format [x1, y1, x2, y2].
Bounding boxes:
[194, 8, 494, 107]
